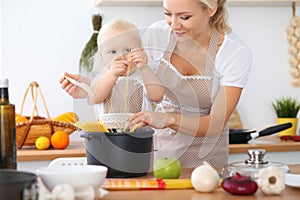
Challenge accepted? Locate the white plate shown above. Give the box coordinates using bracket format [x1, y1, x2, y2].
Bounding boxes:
[285, 173, 300, 188]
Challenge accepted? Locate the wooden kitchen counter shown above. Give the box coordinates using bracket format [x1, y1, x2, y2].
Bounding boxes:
[17, 140, 86, 162]
[17, 134, 300, 162]
[229, 134, 300, 154]
[102, 165, 300, 200]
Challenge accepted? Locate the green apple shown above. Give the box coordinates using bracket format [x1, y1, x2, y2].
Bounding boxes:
[153, 157, 182, 179]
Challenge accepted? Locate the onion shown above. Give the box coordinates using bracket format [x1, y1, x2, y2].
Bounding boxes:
[191, 161, 220, 193]
[221, 173, 258, 195]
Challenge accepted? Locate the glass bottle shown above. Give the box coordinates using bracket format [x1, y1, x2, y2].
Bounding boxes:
[0, 78, 17, 169]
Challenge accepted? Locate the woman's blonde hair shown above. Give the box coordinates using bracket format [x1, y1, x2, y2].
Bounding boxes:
[92, 18, 142, 74]
[199, 0, 231, 33]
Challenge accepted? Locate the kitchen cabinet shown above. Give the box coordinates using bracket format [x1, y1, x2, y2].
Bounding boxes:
[95, 0, 298, 6]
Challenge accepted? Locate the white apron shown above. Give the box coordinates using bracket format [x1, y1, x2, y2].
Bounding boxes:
[154, 30, 229, 168]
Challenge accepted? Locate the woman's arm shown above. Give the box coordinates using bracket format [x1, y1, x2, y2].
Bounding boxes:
[168, 86, 242, 137]
[129, 86, 242, 137]
[139, 65, 165, 102]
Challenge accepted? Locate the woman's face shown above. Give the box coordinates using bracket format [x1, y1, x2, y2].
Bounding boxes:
[163, 0, 215, 41]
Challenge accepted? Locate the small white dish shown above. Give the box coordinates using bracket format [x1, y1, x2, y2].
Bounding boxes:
[285, 173, 300, 189]
[36, 165, 107, 191]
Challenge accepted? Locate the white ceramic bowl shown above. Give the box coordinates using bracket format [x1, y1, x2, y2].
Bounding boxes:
[36, 165, 107, 191]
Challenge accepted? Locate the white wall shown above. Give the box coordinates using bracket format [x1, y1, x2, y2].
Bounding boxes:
[1, 0, 300, 131]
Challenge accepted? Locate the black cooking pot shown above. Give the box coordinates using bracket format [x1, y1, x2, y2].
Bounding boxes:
[81, 128, 153, 178]
[0, 169, 37, 200]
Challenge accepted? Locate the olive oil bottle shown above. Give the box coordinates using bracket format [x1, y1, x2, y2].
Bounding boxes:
[0, 78, 16, 169]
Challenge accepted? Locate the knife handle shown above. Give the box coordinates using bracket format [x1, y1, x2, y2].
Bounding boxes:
[259, 122, 292, 136]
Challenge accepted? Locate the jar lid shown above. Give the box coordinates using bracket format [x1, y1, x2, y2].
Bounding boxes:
[0, 78, 9, 88]
[222, 149, 289, 179]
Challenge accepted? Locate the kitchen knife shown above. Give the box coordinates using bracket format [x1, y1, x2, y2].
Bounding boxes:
[229, 122, 292, 144]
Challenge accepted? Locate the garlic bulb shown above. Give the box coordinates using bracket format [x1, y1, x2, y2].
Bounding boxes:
[289, 57, 298, 67]
[296, 51, 300, 60]
[290, 16, 300, 27]
[295, 27, 300, 37]
[191, 161, 220, 193]
[257, 166, 285, 195]
[287, 7, 300, 87]
[290, 67, 300, 77]
[296, 41, 300, 49]
[288, 35, 298, 45]
[51, 184, 75, 200]
[288, 46, 298, 55]
[292, 78, 300, 86]
[286, 25, 295, 35]
[74, 185, 95, 200]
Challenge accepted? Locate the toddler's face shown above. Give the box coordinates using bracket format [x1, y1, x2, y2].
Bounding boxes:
[100, 30, 141, 68]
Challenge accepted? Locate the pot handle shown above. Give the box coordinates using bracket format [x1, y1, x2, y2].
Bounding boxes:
[80, 132, 103, 142]
[80, 132, 93, 140]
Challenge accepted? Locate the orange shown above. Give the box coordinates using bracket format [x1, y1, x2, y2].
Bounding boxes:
[15, 115, 27, 123]
[35, 136, 51, 150]
[51, 131, 70, 150]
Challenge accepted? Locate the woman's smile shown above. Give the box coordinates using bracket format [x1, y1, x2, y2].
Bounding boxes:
[174, 31, 186, 37]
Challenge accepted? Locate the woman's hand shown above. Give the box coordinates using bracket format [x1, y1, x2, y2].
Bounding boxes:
[128, 111, 170, 129]
[59, 72, 91, 99]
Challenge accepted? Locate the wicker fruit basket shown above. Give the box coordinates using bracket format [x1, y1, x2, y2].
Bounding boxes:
[16, 82, 77, 149]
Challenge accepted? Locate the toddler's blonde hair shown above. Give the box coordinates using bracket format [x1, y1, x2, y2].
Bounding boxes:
[93, 18, 142, 74]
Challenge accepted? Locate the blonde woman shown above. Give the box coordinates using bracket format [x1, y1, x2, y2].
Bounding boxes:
[128, 0, 252, 168]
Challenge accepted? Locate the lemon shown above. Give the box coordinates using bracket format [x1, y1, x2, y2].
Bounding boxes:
[35, 136, 51, 150]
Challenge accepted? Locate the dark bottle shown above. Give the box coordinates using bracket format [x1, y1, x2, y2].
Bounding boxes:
[0, 78, 16, 169]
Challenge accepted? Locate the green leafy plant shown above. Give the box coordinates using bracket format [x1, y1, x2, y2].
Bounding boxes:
[272, 97, 300, 118]
[79, 14, 102, 73]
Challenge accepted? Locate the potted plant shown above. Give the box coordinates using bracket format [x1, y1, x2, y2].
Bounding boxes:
[272, 97, 300, 137]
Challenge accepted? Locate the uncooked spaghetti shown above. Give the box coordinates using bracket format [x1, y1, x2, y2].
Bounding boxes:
[121, 48, 132, 131]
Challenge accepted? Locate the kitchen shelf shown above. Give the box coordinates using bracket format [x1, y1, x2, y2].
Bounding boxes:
[94, 0, 300, 6]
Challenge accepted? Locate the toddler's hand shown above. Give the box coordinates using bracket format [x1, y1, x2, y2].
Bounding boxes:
[130, 48, 148, 70]
[110, 57, 128, 77]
